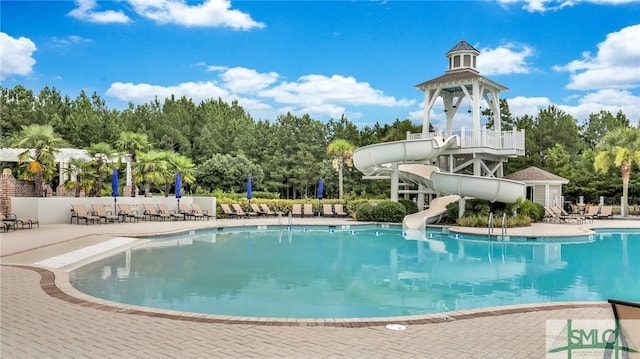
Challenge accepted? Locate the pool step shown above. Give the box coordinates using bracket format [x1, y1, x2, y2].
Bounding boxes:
[34, 237, 137, 269]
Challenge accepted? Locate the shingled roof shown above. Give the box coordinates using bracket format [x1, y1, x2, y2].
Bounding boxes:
[504, 166, 568, 183]
[446, 40, 479, 55]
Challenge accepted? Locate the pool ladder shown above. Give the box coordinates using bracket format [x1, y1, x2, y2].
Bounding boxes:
[278, 212, 293, 227]
[488, 213, 508, 238]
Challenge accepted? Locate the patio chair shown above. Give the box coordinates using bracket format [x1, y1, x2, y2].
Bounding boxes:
[322, 204, 334, 217]
[1, 212, 19, 232]
[303, 204, 314, 217]
[191, 203, 214, 220]
[158, 203, 183, 221]
[2, 211, 38, 229]
[117, 204, 145, 222]
[143, 203, 171, 221]
[92, 204, 120, 223]
[334, 204, 348, 217]
[583, 204, 600, 221]
[597, 205, 613, 219]
[543, 206, 558, 223]
[70, 204, 101, 225]
[232, 203, 257, 218]
[250, 203, 267, 216]
[220, 204, 240, 219]
[260, 204, 282, 217]
[555, 206, 584, 224]
[291, 204, 302, 217]
[179, 203, 204, 220]
[607, 299, 640, 353]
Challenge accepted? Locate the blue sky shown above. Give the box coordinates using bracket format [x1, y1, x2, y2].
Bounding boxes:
[1, 0, 639, 130]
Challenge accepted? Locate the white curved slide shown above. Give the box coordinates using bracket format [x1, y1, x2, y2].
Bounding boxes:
[403, 195, 460, 229]
[431, 172, 525, 204]
[353, 136, 455, 176]
[354, 135, 526, 227]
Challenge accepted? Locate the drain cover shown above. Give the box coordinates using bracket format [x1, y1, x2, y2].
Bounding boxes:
[385, 324, 407, 331]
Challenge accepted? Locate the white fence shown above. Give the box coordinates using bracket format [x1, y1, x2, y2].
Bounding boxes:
[408, 128, 525, 151]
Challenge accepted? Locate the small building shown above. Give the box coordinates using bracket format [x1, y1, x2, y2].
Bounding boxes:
[504, 166, 569, 207]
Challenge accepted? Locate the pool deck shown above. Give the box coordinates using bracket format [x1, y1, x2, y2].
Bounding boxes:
[2, 216, 638, 358]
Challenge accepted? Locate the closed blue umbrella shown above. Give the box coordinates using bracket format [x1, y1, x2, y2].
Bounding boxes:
[111, 168, 119, 210]
[317, 177, 324, 217]
[247, 176, 252, 204]
[175, 172, 182, 207]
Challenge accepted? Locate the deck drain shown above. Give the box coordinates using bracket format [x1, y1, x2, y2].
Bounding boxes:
[385, 324, 407, 331]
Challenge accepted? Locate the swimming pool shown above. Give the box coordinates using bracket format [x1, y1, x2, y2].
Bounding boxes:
[69, 225, 640, 319]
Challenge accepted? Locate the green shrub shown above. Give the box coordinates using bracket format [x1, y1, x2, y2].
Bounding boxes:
[370, 200, 406, 223]
[354, 203, 374, 221]
[398, 199, 418, 215]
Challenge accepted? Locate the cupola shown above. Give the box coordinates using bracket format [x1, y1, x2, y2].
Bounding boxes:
[445, 40, 480, 73]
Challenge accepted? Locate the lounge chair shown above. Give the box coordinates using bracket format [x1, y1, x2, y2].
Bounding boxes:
[597, 205, 613, 219]
[583, 205, 600, 222]
[250, 203, 267, 216]
[117, 204, 145, 222]
[260, 204, 282, 217]
[158, 203, 183, 221]
[232, 203, 257, 218]
[220, 204, 240, 219]
[303, 204, 314, 217]
[1, 212, 19, 232]
[291, 204, 302, 217]
[71, 204, 101, 224]
[322, 204, 334, 217]
[556, 206, 584, 224]
[177, 203, 200, 220]
[92, 204, 120, 223]
[334, 204, 348, 217]
[191, 203, 214, 220]
[143, 203, 171, 221]
[2, 211, 38, 229]
[607, 299, 640, 352]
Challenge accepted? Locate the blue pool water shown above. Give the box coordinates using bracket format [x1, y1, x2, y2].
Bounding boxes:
[69, 225, 640, 318]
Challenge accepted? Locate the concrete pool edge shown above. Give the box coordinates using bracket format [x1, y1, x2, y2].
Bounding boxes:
[3, 264, 610, 328]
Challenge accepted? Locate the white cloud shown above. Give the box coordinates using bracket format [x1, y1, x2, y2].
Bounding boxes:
[218, 67, 279, 93]
[0, 32, 37, 81]
[496, 0, 637, 13]
[557, 89, 640, 124]
[478, 43, 535, 75]
[68, 0, 131, 24]
[106, 81, 230, 104]
[105, 68, 415, 122]
[127, 0, 265, 29]
[506, 96, 552, 117]
[49, 35, 92, 48]
[554, 24, 640, 90]
[260, 74, 415, 108]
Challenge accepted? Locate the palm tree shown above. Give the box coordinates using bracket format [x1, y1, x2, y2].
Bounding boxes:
[327, 139, 355, 199]
[11, 124, 67, 197]
[159, 151, 196, 196]
[115, 131, 151, 197]
[87, 142, 116, 197]
[594, 127, 640, 217]
[62, 158, 96, 197]
[135, 151, 167, 197]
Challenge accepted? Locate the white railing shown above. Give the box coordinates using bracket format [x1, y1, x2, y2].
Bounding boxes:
[408, 128, 525, 151]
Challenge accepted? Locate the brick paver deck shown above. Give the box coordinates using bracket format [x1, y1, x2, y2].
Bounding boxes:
[2, 217, 637, 358]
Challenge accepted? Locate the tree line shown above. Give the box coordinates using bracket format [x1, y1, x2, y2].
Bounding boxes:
[1, 85, 639, 207]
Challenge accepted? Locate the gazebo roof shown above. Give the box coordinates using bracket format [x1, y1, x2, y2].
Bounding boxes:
[504, 166, 569, 184]
[446, 40, 480, 55]
[414, 69, 508, 92]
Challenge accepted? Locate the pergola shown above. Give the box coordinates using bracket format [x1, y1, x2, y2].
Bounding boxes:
[0, 148, 133, 192]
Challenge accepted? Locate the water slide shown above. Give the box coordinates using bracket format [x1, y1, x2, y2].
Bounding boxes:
[353, 136, 526, 228]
